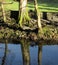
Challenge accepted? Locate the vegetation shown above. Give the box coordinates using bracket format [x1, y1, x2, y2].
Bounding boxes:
[3, 0, 58, 12]
[0, 0, 58, 42]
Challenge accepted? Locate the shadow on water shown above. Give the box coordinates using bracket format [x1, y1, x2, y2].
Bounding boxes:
[0, 39, 58, 65]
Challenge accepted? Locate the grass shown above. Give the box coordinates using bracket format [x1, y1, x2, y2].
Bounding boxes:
[3, 0, 58, 12]
[4, 2, 19, 11]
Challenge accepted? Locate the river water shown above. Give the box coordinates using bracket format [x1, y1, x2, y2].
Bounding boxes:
[0, 43, 58, 65]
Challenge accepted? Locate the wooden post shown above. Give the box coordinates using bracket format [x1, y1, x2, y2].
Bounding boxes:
[18, 0, 30, 27]
[19, 0, 27, 27]
[21, 39, 30, 65]
[1, 0, 6, 22]
[34, 0, 42, 31]
[38, 45, 42, 65]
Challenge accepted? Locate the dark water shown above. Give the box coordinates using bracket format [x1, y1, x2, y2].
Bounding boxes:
[0, 43, 58, 65]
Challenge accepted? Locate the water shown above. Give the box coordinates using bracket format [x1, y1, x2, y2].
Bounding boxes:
[0, 43, 58, 65]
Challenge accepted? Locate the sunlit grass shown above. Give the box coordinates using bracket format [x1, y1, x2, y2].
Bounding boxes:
[4, 1, 58, 12]
[4, 2, 19, 11]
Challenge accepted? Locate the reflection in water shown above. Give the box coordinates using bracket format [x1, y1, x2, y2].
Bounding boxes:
[0, 40, 58, 65]
[30, 44, 42, 65]
[38, 45, 42, 65]
[21, 39, 30, 65]
[20, 39, 42, 65]
[1, 40, 8, 65]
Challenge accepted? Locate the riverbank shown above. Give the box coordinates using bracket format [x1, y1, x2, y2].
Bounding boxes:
[0, 21, 58, 45]
[0, 11, 58, 45]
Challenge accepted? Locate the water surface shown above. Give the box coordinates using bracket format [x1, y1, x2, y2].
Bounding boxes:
[0, 43, 58, 65]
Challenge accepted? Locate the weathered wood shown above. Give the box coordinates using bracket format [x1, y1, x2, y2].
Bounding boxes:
[1, 1, 6, 22]
[34, 0, 42, 31]
[19, 0, 28, 26]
